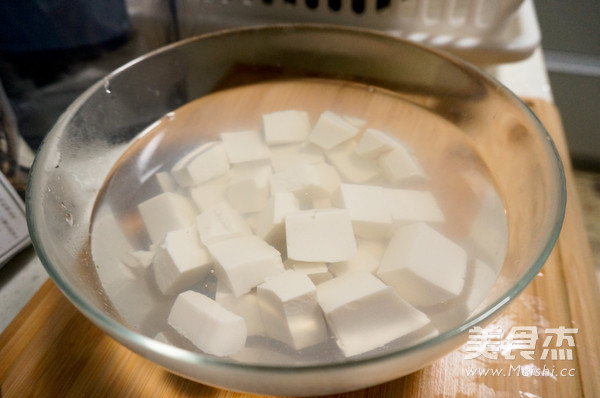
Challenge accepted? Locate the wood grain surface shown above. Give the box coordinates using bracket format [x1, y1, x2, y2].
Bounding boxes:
[1, 98, 599, 398]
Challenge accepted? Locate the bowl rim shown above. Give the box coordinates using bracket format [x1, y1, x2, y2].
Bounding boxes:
[26, 23, 567, 374]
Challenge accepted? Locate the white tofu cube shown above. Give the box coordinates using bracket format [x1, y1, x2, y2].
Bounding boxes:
[196, 201, 252, 245]
[262, 110, 311, 145]
[465, 259, 498, 313]
[155, 171, 177, 193]
[465, 187, 508, 271]
[171, 143, 230, 187]
[342, 115, 367, 128]
[325, 141, 381, 183]
[122, 249, 156, 270]
[316, 271, 430, 357]
[312, 197, 333, 209]
[257, 270, 329, 350]
[168, 290, 247, 356]
[221, 130, 270, 164]
[285, 208, 357, 263]
[377, 222, 467, 306]
[256, 192, 300, 249]
[216, 283, 266, 336]
[225, 165, 272, 214]
[355, 128, 397, 159]
[384, 188, 445, 225]
[207, 235, 285, 297]
[329, 239, 385, 276]
[270, 163, 341, 200]
[189, 172, 232, 212]
[332, 184, 392, 238]
[378, 145, 428, 184]
[284, 259, 333, 285]
[270, 143, 324, 172]
[137, 192, 196, 244]
[152, 226, 212, 295]
[308, 110, 360, 149]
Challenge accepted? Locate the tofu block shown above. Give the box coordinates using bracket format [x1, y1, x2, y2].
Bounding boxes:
[465, 187, 508, 271]
[256, 192, 300, 249]
[316, 271, 430, 357]
[284, 259, 333, 285]
[270, 143, 324, 172]
[152, 226, 212, 295]
[329, 239, 385, 276]
[262, 110, 311, 145]
[325, 141, 381, 183]
[377, 222, 467, 306]
[308, 110, 360, 149]
[137, 192, 196, 244]
[225, 165, 272, 214]
[270, 163, 341, 200]
[378, 145, 428, 184]
[342, 115, 367, 128]
[221, 130, 270, 164]
[171, 143, 230, 187]
[465, 259, 498, 313]
[168, 291, 247, 356]
[257, 270, 329, 350]
[189, 172, 231, 212]
[196, 201, 252, 245]
[355, 128, 397, 159]
[122, 249, 156, 270]
[332, 184, 392, 238]
[216, 283, 266, 336]
[384, 188, 445, 225]
[285, 208, 357, 263]
[207, 235, 285, 297]
[155, 171, 177, 193]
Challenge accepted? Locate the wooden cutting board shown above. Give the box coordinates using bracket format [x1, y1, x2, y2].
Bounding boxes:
[1, 99, 599, 397]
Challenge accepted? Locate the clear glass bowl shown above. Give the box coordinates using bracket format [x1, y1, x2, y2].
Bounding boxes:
[26, 25, 566, 396]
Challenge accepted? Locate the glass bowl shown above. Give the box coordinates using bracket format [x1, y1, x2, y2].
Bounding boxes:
[26, 25, 565, 396]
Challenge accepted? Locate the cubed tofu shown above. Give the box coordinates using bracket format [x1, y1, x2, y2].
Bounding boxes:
[377, 222, 467, 306]
[285, 208, 357, 263]
[196, 201, 252, 245]
[270, 163, 341, 200]
[152, 226, 212, 295]
[207, 235, 285, 297]
[137, 192, 197, 244]
[262, 110, 311, 145]
[308, 110, 360, 149]
[269, 143, 325, 172]
[316, 271, 430, 357]
[384, 188, 445, 225]
[325, 141, 381, 184]
[257, 270, 329, 350]
[355, 128, 397, 159]
[378, 145, 428, 184]
[332, 183, 393, 238]
[122, 249, 156, 270]
[155, 171, 177, 193]
[171, 143, 230, 187]
[216, 283, 266, 336]
[284, 259, 333, 285]
[221, 130, 270, 164]
[168, 290, 247, 356]
[329, 239, 385, 276]
[225, 165, 272, 214]
[465, 188, 508, 271]
[189, 172, 232, 212]
[464, 259, 498, 313]
[256, 192, 300, 249]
